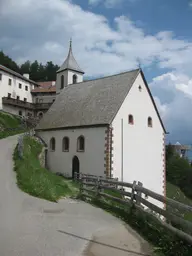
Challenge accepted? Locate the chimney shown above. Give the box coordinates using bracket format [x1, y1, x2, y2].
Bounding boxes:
[23, 74, 30, 79]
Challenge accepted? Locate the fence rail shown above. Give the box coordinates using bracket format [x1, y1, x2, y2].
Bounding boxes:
[75, 173, 192, 244]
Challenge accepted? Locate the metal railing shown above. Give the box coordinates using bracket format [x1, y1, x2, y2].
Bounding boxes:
[2, 97, 53, 110]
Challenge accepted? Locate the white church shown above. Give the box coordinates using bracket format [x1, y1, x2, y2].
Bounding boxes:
[36, 41, 167, 203]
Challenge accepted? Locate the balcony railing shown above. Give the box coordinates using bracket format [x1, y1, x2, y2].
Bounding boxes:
[2, 97, 33, 109]
[2, 97, 53, 110]
[33, 102, 52, 110]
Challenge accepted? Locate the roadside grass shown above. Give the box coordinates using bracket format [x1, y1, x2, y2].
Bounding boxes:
[0, 129, 27, 139]
[166, 181, 192, 221]
[13, 136, 79, 202]
[0, 111, 27, 139]
[0, 111, 21, 127]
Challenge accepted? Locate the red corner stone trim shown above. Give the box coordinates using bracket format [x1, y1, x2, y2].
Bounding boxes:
[104, 126, 114, 178]
[162, 133, 166, 210]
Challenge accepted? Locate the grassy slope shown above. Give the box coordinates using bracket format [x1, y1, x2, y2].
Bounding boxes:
[166, 181, 192, 221]
[0, 111, 26, 139]
[14, 136, 79, 202]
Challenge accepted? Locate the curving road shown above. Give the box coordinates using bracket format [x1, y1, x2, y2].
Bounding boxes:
[0, 135, 152, 256]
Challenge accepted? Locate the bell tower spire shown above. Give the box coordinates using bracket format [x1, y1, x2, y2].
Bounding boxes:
[69, 38, 72, 51]
[56, 39, 84, 95]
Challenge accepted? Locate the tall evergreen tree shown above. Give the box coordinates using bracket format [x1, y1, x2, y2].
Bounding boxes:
[38, 63, 46, 81]
[20, 61, 31, 75]
[0, 51, 20, 73]
[30, 60, 39, 81]
[0, 50, 60, 82]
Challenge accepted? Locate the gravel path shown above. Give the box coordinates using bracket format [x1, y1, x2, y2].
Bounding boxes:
[0, 135, 153, 256]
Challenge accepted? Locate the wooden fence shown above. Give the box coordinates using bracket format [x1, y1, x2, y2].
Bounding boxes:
[74, 173, 192, 244]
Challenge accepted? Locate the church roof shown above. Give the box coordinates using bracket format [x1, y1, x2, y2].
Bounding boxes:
[35, 69, 166, 133]
[36, 69, 139, 130]
[57, 40, 84, 74]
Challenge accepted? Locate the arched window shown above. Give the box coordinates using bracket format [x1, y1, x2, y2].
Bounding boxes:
[62, 137, 69, 152]
[128, 114, 134, 125]
[73, 74, 77, 84]
[148, 117, 153, 127]
[50, 137, 56, 151]
[61, 75, 64, 89]
[77, 136, 85, 152]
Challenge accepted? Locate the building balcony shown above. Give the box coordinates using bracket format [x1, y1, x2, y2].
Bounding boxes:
[2, 97, 53, 110]
[33, 102, 53, 110]
[2, 97, 33, 110]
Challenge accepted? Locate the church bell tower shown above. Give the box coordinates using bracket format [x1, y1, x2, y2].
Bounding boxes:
[56, 39, 84, 95]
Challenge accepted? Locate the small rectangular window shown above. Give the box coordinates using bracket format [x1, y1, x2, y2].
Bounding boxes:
[24, 98, 27, 102]
[0, 73, 2, 80]
[17, 96, 20, 100]
[9, 79, 12, 85]
[19, 110, 22, 116]
[19, 83, 22, 89]
[25, 85, 28, 91]
[128, 115, 134, 125]
[8, 93, 11, 98]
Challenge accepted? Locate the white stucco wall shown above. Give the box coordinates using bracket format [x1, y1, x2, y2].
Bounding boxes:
[33, 94, 56, 104]
[0, 70, 35, 109]
[56, 70, 83, 95]
[112, 73, 165, 208]
[37, 126, 106, 177]
[3, 105, 33, 117]
[67, 70, 83, 85]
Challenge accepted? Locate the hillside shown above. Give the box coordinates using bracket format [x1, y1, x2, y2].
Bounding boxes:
[0, 111, 26, 139]
[166, 181, 192, 221]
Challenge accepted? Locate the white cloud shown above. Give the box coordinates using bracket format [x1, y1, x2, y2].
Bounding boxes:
[88, 0, 124, 8]
[1, 0, 192, 77]
[1, 0, 192, 142]
[150, 73, 192, 143]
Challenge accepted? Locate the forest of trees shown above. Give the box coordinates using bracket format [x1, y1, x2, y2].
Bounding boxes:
[0, 51, 60, 82]
[166, 143, 192, 200]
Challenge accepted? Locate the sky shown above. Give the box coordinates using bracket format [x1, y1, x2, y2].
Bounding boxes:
[0, 0, 192, 144]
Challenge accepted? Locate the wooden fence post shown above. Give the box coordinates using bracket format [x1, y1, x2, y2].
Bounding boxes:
[96, 177, 101, 197]
[131, 180, 137, 205]
[79, 173, 83, 195]
[136, 181, 143, 206]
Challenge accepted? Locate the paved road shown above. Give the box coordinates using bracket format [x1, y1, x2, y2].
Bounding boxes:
[0, 135, 153, 256]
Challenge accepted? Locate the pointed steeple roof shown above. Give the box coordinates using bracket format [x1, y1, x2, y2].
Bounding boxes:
[57, 39, 84, 74]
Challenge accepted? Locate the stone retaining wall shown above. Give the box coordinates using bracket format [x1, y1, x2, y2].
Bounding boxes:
[38, 147, 46, 168]
[33, 136, 47, 168]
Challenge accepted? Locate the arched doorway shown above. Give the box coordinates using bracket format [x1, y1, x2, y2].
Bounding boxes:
[38, 112, 43, 119]
[72, 156, 80, 179]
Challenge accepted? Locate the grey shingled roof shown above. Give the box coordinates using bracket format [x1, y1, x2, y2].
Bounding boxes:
[36, 69, 140, 130]
[57, 42, 84, 74]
